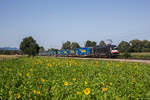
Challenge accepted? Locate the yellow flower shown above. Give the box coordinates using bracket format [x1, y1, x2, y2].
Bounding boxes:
[139, 74, 143, 78]
[136, 62, 139, 67]
[76, 91, 82, 95]
[50, 87, 54, 92]
[41, 78, 45, 82]
[33, 90, 36, 94]
[83, 88, 90, 95]
[132, 79, 136, 83]
[29, 68, 32, 72]
[64, 82, 69, 86]
[133, 74, 136, 77]
[37, 91, 40, 95]
[102, 87, 107, 92]
[40, 85, 42, 88]
[116, 96, 119, 100]
[73, 78, 76, 81]
[9, 90, 12, 95]
[109, 82, 112, 86]
[26, 73, 30, 77]
[16, 93, 21, 99]
[5, 67, 8, 71]
[85, 81, 88, 85]
[47, 63, 52, 67]
[101, 82, 104, 86]
[18, 72, 22, 76]
[47, 64, 50, 66]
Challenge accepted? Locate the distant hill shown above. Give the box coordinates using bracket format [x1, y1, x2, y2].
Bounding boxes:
[0, 47, 19, 50]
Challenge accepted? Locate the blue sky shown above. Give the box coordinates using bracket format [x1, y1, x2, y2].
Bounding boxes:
[0, 0, 150, 49]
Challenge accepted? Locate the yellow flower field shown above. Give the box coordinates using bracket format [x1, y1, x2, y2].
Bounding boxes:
[0, 57, 150, 99]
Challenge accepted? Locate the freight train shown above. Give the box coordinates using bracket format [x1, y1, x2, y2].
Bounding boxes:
[39, 44, 119, 58]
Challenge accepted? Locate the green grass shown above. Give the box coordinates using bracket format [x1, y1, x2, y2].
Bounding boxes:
[119, 52, 150, 59]
[0, 57, 150, 99]
[130, 52, 150, 59]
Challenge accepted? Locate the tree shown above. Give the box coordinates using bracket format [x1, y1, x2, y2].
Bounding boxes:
[61, 41, 71, 50]
[39, 46, 45, 52]
[85, 40, 96, 47]
[99, 41, 106, 46]
[141, 40, 150, 48]
[129, 39, 143, 52]
[20, 36, 39, 56]
[48, 48, 59, 52]
[71, 42, 80, 49]
[141, 40, 150, 52]
[118, 41, 131, 52]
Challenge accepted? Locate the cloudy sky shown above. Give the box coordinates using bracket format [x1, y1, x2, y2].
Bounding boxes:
[0, 0, 150, 49]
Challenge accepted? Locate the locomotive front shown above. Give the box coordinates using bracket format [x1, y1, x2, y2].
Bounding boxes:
[110, 45, 119, 57]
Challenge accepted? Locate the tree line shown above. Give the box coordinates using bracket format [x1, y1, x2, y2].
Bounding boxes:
[118, 39, 150, 52]
[0, 50, 20, 55]
[1, 36, 150, 56]
[61, 39, 150, 53]
[61, 40, 105, 50]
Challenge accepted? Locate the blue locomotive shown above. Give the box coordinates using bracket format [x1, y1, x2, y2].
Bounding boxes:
[39, 44, 119, 58]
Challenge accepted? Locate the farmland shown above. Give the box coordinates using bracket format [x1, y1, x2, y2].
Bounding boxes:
[0, 57, 150, 99]
[0, 55, 20, 60]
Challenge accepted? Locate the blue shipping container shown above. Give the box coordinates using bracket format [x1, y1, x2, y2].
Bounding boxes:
[75, 48, 91, 55]
[69, 49, 76, 55]
[63, 49, 70, 55]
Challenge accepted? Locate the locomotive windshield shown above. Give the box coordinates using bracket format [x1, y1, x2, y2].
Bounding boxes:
[111, 45, 118, 50]
[112, 47, 117, 50]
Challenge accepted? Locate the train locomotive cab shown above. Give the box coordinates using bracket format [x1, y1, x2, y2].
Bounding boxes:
[110, 45, 119, 58]
[91, 45, 119, 58]
[91, 46, 111, 58]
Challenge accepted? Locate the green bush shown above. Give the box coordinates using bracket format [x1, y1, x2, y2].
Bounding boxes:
[141, 48, 150, 52]
[122, 52, 131, 58]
